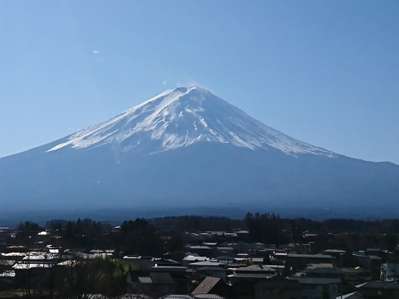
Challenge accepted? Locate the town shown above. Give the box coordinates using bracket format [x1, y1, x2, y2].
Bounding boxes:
[1, 214, 399, 298]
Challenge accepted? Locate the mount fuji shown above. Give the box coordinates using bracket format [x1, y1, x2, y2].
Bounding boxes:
[1, 86, 399, 217]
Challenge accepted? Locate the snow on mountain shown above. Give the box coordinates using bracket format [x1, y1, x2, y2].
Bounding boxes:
[47, 86, 335, 157]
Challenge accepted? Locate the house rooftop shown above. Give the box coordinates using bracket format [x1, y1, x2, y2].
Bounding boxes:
[152, 265, 187, 272]
[184, 255, 209, 262]
[356, 280, 399, 290]
[228, 265, 278, 273]
[193, 294, 224, 299]
[285, 253, 335, 259]
[150, 272, 175, 285]
[192, 276, 222, 295]
[228, 273, 277, 280]
[323, 249, 346, 254]
[190, 261, 222, 267]
[291, 277, 341, 285]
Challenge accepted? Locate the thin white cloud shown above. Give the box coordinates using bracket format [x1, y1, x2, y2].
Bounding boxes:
[91, 50, 100, 55]
[176, 80, 210, 90]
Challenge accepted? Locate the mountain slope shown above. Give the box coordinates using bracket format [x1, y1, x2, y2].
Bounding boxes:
[1, 86, 398, 217]
[46, 86, 334, 156]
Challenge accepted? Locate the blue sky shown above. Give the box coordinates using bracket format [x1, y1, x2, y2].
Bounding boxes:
[1, 0, 398, 163]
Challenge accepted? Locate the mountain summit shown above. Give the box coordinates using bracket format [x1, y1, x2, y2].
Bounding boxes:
[1, 87, 399, 217]
[48, 86, 334, 157]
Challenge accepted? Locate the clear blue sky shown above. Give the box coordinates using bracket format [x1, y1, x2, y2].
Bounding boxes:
[1, 0, 398, 163]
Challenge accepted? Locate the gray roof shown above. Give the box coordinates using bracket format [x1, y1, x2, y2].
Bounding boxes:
[324, 249, 346, 254]
[161, 296, 193, 299]
[286, 253, 334, 259]
[229, 265, 277, 273]
[192, 276, 222, 295]
[228, 273, 276, 280]
[356, 280, 399, 290]
[138, 276, 152, 284]
[193, 295, 224, 299]
[150, 272, 174, 285]
[190, 261, 221, 267]
[294, 277, 341, 285]
[152, 265, 187, 272]
[336, 291, 363, 299]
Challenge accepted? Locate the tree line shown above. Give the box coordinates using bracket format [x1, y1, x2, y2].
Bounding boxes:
[14, 214, 399, 253]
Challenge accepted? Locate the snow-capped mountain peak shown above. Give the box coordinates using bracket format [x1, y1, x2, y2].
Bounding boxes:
[47, 86, 335, 157]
